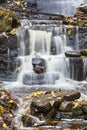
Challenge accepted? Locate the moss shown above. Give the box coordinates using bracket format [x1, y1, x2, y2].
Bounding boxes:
[0, 6, 18, 32]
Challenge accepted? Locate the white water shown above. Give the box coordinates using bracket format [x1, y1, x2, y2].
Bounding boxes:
[16, 22, 72, 85]
[37, 0, 86, 16]
[3, 20, 87, 98]
[28, 30, 52, 55]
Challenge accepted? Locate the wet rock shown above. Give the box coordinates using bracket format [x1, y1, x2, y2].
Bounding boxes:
[0, 6, 18, 32]
[31, 101, 52, 113]
[82, 105, 87, 113]
[80, 49, 87, 56]
[69, 58, 84, 81]
[75, 4, 87, 26]
[72, 107, 83, 117]
[32, 58, 47, 74]
[23, 72, 59, 85]
[21, 114, 33, 127]
[56, 111, 72, 119]
[59, 101, 74, 112]
[0, 33, 18, 80]
[45, 108, 57, 120]
[65, 51, 80, 58]
[63, 92, 81, 101]
[0, 90, 18, 130]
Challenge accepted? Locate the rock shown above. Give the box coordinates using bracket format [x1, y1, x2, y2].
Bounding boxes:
[63, 92, 81, 101]
[0, 90, 18, 130]
[59, 101, 74, 112]
[32, 58, 47, 74]
[31, 101, 52, 113]
[49, 15, 65, 21]
[21, 114, 33, 127]
[69, 58, 84, 81]
[75, 4, 87, 26]
[0, 6, 18, 32]
[45, 108, 57, 120]
[82, 105, 87, 113]
[80, 49, 87, 56]
[0, 33, 18, 80]
[72, 107, 83, 117]
[65, 51, 80, 58]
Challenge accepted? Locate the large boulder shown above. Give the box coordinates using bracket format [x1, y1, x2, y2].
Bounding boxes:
[65, 51, 80, 58]
[32, 58, 47, 74]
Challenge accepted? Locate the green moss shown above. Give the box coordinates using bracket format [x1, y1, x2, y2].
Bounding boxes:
[0, 6, 18, 32]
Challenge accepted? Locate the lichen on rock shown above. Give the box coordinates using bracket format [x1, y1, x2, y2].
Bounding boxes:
[0, 6, 18, 32]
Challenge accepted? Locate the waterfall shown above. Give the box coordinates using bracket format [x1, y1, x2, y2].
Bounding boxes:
[36, 0, 85, 16]
[28, 30, 52, 55]
[16, 20, 71, 85]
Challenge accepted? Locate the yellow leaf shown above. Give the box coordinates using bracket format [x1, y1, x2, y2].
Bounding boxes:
[67, 29, 72, 35]
[15, 1, 21, 6]
[2, 123, 8, 129]
[38, 127, 44, 130]
[80, 56, 86, 58]
[8, 99, 16, 104]
[33, 91, 45, 97]
[0, 105, 5, 113]
[50, 120, 59, 125]
[17, 67, 21, 72]
[73, 101, 87, 108]
[10, 28, 17, 35]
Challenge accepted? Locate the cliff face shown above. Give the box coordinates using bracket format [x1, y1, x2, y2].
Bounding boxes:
[0, 33, 18, 81]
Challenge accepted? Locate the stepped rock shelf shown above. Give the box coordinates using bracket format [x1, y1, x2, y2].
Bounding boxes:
[0, 2, 87, 130]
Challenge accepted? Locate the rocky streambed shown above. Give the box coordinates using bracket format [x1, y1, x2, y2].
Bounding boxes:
[0, 88, 87, 130]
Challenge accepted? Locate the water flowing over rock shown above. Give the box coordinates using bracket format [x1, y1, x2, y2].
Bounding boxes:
[32, 58, 47, 74]
[69, 58, 84, 81]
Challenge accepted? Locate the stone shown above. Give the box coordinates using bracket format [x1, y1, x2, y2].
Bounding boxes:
[65, 51, 80, 58]
[59, 101, 74, 112]
[32, 58, 47, 74]
[75, 4, 87, 26]
[0, 33, 18, 80]
[63, 92, 81, 101]
[72, 107, 83, 117]
[80, 49, 87, 56]
[21, 114, 33, 127]
[30, 101, 52, 113]
[82, 105, 87, 113]
[69, 58, 84, 81]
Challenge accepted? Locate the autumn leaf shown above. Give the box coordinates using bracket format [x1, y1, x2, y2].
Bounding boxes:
[2, 123, 8, 129]
[10, 28, 17, 35]
[73, 101, 87, 108]
[0, 105, 5, 113]
[33, 91, 45, 97]
[8, 99, 16, 104]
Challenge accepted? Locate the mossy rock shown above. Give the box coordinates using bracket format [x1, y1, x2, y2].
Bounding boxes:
[0, 6, 18, 32]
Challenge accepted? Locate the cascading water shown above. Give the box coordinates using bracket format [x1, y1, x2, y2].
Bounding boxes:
[16, 20, 71, 85]
[36, 0, 86, 16]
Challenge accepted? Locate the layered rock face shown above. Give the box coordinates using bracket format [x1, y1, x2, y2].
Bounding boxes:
[75, 4, 87, 26]
[0, 33, 18, 80]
